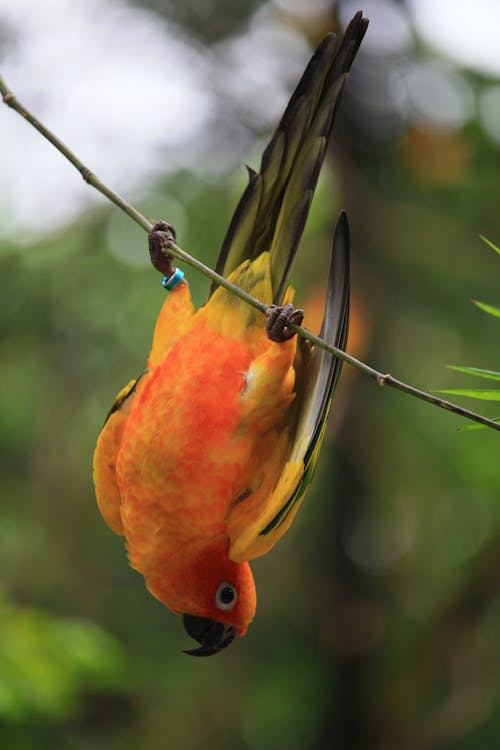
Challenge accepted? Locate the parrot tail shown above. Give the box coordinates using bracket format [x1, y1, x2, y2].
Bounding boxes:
[210, 12, 368, 303]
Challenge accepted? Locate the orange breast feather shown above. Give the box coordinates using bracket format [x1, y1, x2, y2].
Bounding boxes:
[115, 303, 296, 577]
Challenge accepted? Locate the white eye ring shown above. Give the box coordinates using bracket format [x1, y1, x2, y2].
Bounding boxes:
[215, 581, 238, 611]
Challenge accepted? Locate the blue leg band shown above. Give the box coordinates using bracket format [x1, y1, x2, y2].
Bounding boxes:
[161, 268, 184, 291]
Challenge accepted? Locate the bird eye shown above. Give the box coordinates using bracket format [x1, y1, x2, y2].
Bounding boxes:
[215, 582, 237, 611]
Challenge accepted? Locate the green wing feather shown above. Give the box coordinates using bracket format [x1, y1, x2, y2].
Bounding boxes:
[209, 11, 367, 303]
[102, 373, 145, 425]
[260, 211, 350, 537]
[219, 12, 366, 561]
[227, 213, 350, 561]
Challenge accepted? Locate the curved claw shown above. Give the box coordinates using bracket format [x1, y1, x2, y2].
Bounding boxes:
[266, 304, 304, 342]
[148, 220, 177, 277]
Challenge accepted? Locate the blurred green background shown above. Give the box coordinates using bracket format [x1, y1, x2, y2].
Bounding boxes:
[1, 1, 499, 748]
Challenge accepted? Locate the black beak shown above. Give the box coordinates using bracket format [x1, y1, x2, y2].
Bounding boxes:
[182, 614, 237, 657]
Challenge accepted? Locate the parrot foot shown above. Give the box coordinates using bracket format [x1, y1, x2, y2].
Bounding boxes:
[266, 304, 304, 342]
[148, 221, 177, 278]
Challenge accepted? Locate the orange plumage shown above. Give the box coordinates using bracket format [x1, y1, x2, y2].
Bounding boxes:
[93, 13, 367, 654]
[95, 255, 297, 638]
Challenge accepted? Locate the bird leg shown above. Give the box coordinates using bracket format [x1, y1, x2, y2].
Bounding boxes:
[266, 304, 304, 342]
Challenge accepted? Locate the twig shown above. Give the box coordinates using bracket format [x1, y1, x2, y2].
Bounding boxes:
[2, 74, 500, 433]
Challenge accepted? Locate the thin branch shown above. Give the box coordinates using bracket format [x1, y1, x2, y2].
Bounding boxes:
[0, 78, 151, 233]
[2, 74, 500, 433]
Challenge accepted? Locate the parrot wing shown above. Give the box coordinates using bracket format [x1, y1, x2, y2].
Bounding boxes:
[227, 212, 350, 561]
[93, 282, 195, 535]
[93, 375, 145, 535]
[210, 11, 367, 304]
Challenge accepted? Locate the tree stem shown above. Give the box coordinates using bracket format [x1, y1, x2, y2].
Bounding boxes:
[2, 74, 499, 432]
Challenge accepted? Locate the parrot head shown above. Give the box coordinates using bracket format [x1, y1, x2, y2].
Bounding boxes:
[144, 534, 257, 656]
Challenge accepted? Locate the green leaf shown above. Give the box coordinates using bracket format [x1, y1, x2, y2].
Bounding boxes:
[447, 365, 500, 382]
[0, 595, 127, 721]
[458, 418, 500, 432]
[472, 299, 500, 319]
[436, 388, 500, 402]
[480, 234, 500, 256]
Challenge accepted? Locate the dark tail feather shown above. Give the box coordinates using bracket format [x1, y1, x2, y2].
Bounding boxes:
[210, 12, 368, 302]
[295, 210, 350, 469]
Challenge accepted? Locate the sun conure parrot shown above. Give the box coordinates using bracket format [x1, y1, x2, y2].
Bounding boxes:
[93, 12, 368, 655]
